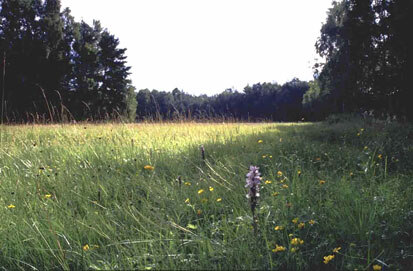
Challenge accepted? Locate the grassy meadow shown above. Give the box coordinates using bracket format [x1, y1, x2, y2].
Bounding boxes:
[0, 120, 412, 270]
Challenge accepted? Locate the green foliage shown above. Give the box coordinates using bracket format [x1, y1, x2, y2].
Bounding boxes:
[0, 0, 132, 122]
[314, 0, 411, 119]
[0, 120, 411, 269]
[135, 79, 309, 121]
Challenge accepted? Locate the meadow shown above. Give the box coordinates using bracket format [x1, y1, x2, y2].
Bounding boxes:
[0, 119, 412, 270]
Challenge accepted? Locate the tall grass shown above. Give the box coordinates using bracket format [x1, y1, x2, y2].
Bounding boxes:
[0, 120, 412, 270]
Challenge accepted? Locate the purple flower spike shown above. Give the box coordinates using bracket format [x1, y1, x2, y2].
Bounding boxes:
[246, 165, 262, 198]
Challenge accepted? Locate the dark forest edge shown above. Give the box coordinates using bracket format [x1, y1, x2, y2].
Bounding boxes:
[0, 0, 411, 124]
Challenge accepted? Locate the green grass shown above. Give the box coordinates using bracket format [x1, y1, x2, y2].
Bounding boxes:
[0, 120, 412, 270]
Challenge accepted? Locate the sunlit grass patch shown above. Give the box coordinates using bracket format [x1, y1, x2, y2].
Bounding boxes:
[0, 121, 412, 270]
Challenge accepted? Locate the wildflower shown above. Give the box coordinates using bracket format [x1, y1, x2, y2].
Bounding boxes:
[323, 254, 335, 264]
[298, 222, 305, 229]
[185, 198, 190, 203]
[245, 166, 262, 219]
[357, 133, 361, 136]
[197, 209, 202, 215]
[83, 244, 90, 251]
[290, 247, 297, 253]
[291, 238, 304, 246]
[274, 226, 284, 231]
[7, 204, 15, 209]
[280, 138, 283, 142]
[265, 180, 272, 184]
[292, 218, 299, 224]
[257, 140, 263, 143]
[272, 192, 279, 197]
[184, 182, 191, 186]
[378, 154, 383, 159]
[360, 128, 365, 132]
[364, 146, 368, 150]
[332, 247, 341, 253]
[288, 233, 293, 238]
[319, 180, 326, 185]
[280, 178, 285, 183]
[216, 198, 222, 202]
[44, 194, 52, 199]
[269, 155, 273, 158]
[144, 165, 154, 170]
[277, 171, 283, 177]
[309, 219, 315, 225]
[245, 166, 262, 199]
[350, 172, 354, 177]
[272, 244, 286, 253]
[209, 186, 214, 192]
[282, 184, 289, 189]
[372, 265, 382, 271]
[297, 170, 302, 176]
[198, 189, 204, 195]
[262, 155, 267, 158]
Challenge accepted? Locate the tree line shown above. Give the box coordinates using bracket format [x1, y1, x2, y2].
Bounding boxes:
[136, 79, 309, 121]
[1, 0, 410, 123]
[0, 0, 135, 122]
[304, 0, 410, 120]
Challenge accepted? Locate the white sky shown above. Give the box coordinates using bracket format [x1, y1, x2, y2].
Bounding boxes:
[61, 0, 332, 96]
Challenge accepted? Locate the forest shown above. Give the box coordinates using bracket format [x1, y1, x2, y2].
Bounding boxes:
[0, 0, 410, 122]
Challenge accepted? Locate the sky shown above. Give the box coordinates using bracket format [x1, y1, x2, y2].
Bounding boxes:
[61, 0, 333, 96]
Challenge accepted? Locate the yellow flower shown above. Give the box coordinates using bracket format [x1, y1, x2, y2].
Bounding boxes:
[297, 170, 302, 176]
[83, 244, 90, 251]
[350, 172, 354, 177]
[357, 133, 361, 136]
[319, 180, 326, 185]
[257, 140, 263, 143]
[288, 233, 293, 238]
[197, 209, 202, 215]
[274, 226, 284, 231]
[7, 204, 15, 209]
[185, 198, 190, 204]
[332, 247, 341, 253]
[378, 154, 383, 159]
[269, 155, 273, 158]
[216, 198, 222, 202]
[209, 186, 214, 192]
[262, 155, 267, 158]
[323, 254, 335, 264]
[309, 219, 315, 225]
[44, 194, 52, 199]
[184, 182, 191, 186]
[265, 180, 272, 184]
[272, 192, 279, 197]
[364, 146, 368, 150]
[277, 171, 283, 177]
[282, 184, 289, 189]
[272, 244, 286, 253]
[292, 218, 299, 224]
[372, 265, 382, 271]
[144, 165, 154, 170]
[291, 238, 304, 246]
[198, 189, 204, 195]
[279, 138, 283, 142]
[298, 222, 305, 229]
[360, 128, 365, 132]
[290, 247, 297, 253]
